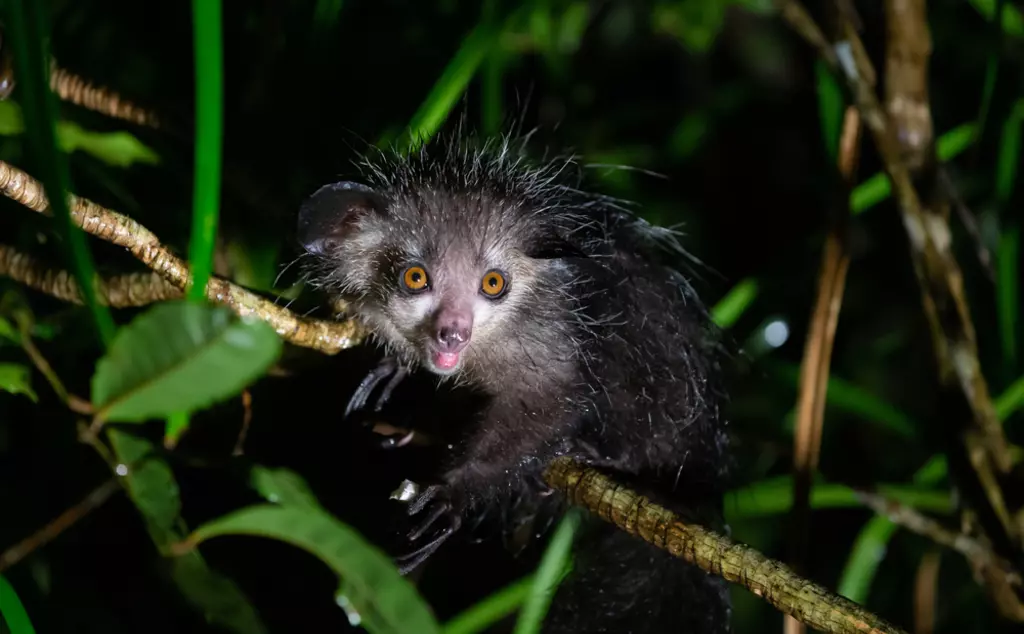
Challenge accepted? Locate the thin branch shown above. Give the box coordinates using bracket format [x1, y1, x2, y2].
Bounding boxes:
[787, 105, 861, 634]
[232, 389, 253, 456]
[13, 311, 93, 415]
[0, 243, 183, 307]
[48, 61, 164, 130]
[0, 159, 367, 354]
[913, 551, 941, 634]
[854, 489, 1022, 592]
[878, 0, 1021, 619]
[0, 476, 122, 573]
[775, 0, 1020, 617]
[544, 457, 909, 634]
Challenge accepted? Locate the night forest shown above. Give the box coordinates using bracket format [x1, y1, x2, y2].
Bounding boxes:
[0, 1, 1023, 633]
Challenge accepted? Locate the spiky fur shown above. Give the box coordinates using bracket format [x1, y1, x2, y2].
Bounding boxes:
[300, 129, 732, 634]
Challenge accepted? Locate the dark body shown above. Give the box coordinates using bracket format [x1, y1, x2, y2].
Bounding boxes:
[297, 132, 732, 633]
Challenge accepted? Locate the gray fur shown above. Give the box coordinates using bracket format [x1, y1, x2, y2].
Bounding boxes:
[298, 129, 732, 634]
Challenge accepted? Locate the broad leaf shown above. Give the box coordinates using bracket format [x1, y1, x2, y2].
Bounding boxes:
[56, 121, 161, 168]
[107, 429, 268, 634]
[91, 301, 282, 423]
[186, 505, 442, 634]
[107, 428, 182, 543]
[0, 316, 18, 343]
[170, 553, 269, 634]
[250, 466, 325, 512]
[0, 363, 37, 402]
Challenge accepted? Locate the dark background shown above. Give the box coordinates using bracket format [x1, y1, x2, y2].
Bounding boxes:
[1, 0, 1022, 633]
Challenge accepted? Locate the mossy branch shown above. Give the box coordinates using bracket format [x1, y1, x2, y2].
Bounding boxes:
[0, 159, 366, 354]
[544, 457, 909, 634]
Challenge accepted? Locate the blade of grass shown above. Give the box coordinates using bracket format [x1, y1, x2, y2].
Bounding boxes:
[998, 227, 1020, 371]
[3, 0, 116, 346]
[995, 101, 1022, 371]
[0, 574, 37, 634]
[770, 360, 917, 438]
[442, 576, 533, 634]
[973, 0, 1006, 145]
[711, 278, 758, 329]
[837, 461, 945, 603]
[396, 5, 527, 151]
[994, 373, 1024, 420]
[969, 0, 1024, 38]
[816, 58, 844, 161]
[837, 373, 1024, 602]
[513, 509, 581, 634]
[850, 122, 976, 214]
[187, 0, 225, 302]
[726, 479, 952, 521]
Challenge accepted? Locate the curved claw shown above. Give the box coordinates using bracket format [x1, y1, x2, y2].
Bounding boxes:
[395, 483, 462, 574]
[344, 357, 408, 418]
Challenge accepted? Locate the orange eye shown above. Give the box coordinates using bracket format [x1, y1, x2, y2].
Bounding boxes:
[402, 265, 429, 292]
[480, 269, 508, 298]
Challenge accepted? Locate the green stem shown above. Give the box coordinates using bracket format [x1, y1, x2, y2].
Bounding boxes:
[187, 0, 225, 302]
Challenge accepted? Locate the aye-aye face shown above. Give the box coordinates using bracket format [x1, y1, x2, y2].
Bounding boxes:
[297, 181, 557, 377]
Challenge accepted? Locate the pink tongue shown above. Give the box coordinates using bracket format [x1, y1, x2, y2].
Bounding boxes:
[434, 351, 460, 369]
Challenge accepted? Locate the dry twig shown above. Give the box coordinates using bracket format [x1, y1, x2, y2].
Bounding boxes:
[545, 457, 909, 634]
[787, 106, 862, 634]
[913, 551, 941, 634]
[0, 159, 366, 354]
[0, 476, 122, 573]
[854, 489, 1021, 590]
[775, 0, 1021, 619]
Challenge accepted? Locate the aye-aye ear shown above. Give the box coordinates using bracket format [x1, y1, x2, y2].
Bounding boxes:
[297, 181, 385, 256]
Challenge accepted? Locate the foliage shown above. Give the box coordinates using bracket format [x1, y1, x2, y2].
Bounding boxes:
[0, 0, 1022, 633]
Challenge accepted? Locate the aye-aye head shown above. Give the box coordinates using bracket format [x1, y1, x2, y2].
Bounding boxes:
[296, 180, 582, 378]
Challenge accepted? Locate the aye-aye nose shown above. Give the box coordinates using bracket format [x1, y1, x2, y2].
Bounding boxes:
[435, 309, 472, 352]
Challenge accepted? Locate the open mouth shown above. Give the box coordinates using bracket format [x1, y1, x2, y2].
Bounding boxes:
[427, 347, 462, 373]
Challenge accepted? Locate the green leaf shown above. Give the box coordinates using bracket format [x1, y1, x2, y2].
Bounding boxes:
[815, 59, 844, 161]
[106, 429, 267, 634]
[0, 574, 37, 634]
[0, 363, 37, 402]
[250, 466, 325, 512]
[770, 361, 917, 438]
[170, 553, 269, 634]
[513, 509, 581, 634]
[0, 316, 18, 342]
[836, 459, 947, 603]
[652, 0, 728, 53]
[107, 428, 182, 543]
[835, 515, 898, 603]
[91, 301, 282, 423]
[186, 505, 442, 634]
[995, 373, 1024, 421]
[56, 121, 161, 168]
[850, 122, 976, 215]
[725, 476, 952, 520]
[998, 227, 1020, 371]
[711, 278, 758, 329]
[443, 576, 533, 634]
[969, 0, 1024, 37]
